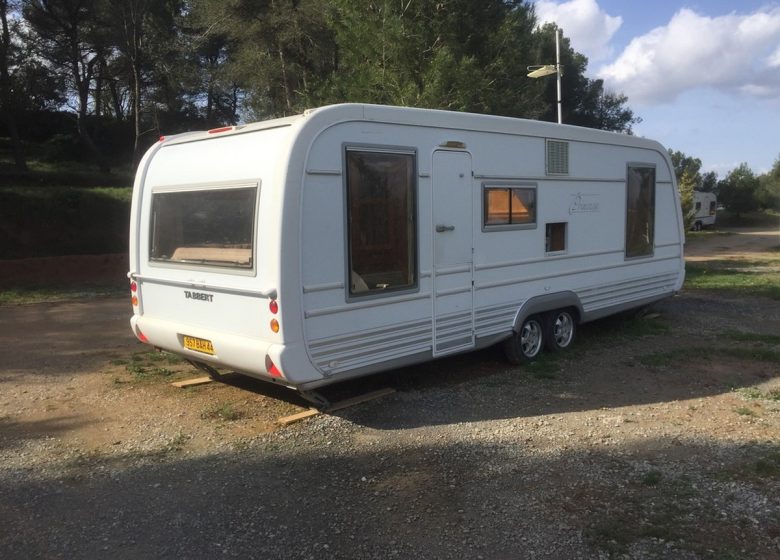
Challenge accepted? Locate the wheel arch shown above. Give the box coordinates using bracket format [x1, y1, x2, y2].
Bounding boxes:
[511, 292, 584, 332]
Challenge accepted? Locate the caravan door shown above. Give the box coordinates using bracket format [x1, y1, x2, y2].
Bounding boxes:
[431, 150, 475, 356]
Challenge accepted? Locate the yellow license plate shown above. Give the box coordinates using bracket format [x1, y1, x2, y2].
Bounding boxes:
[182, 335, 215, 355]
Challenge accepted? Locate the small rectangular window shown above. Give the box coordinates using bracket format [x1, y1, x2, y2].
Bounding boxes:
[695, 201, 701, 211]
[150, 186, 257, 269]
[346, 149, 417, 297]
[625, 165, 655, 258]
[545, 222, 566, 253]
[484, 186, 536, 228]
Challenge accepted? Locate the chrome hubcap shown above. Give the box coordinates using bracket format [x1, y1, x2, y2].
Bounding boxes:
[553, 313, 574, 347]
[520, 321, 542, 357]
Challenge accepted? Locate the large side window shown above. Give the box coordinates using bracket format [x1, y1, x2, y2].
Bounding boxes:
[150, 186, 257, 269]
[346, 149, 417, 297]
[483, 185, 536, 229]
[625, 165, 655, 258]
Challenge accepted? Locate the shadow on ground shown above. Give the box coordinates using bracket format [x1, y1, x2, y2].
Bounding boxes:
[0, 436, 777, 559]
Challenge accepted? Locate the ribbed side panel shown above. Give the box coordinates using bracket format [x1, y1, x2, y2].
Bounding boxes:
[434, 310, 474, 354]
[309, 318, 432, 376]
[474, 301, 523, 337]
[580, 272, 679, 312]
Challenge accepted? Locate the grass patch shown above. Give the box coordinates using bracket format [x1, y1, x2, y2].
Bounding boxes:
[0, 186, 131, 258]
[637, 351, 676, 368]
[641, 470, 663, 486]
[581, 312, 670, 349]
[637, 344, 780, 370]
[685, 263, 780, 300]
[717, 449, 780, 482]
[524, 355, 560, 379]
[735, 406, 757, 417]
[743, 388, 780, 401]
[124, 350, 184, 381]
[0, 285, 125, 305]
[718, 347, 780, 364]
[201, 402, 245, 422]
[725, 331, 780, 345]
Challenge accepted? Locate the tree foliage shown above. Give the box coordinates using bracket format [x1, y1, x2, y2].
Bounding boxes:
[668, 149, 702, 187]
[678, 169, 696, 231]
[718, 163, 760, 218]
[3, 0, 643, 170]
[756, 155, 780, 211]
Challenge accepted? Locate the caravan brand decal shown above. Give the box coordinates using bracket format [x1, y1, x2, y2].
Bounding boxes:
[184, 290, 214, 302]
[569, 192, 600, 215]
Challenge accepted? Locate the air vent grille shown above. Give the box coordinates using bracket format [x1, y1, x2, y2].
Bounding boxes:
[546, 139, 569, 175]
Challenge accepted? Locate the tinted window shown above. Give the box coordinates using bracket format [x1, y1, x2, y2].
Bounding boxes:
[346, 150, 417, 296]
[150, 187, 256, 269]
[625, 166, 655, 258]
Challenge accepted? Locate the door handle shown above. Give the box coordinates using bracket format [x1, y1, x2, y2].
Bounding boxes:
[436, 224, 455, 233]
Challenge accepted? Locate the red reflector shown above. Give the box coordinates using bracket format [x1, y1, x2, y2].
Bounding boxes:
[265, 355, 283, 378]
[207, 126, 232, 134]
[159, 135, 165, 142]
[269, 299, 278, 314]
[137, 330, 149, 343]
[130, 281, 137, 293]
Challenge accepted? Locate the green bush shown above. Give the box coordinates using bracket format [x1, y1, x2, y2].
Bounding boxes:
[0, 186, 131, 258]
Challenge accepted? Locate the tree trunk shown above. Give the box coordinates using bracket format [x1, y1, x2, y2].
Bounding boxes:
[108, 79, 125, 120]
[72, 53, 109, 173]
[0, 0, 26, 171]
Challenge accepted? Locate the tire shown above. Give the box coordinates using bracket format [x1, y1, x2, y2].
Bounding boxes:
[503, 315, 544, 364]
[693, 221, 702, 231]
[544, 309, 576, 352]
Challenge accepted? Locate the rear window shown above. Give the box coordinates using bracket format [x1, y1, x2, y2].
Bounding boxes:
[149, 186, 257, 269]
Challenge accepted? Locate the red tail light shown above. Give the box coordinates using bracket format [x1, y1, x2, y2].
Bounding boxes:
[265, 355, 283, 378]
[136, 330, 149, 343]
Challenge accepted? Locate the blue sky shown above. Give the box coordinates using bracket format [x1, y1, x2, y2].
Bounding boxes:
[534, 0, 780, 176]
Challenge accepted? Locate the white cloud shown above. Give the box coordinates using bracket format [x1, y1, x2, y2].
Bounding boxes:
[534, 0, 622, 62]
[598, 7, 780, 106]
[769, 45, 780, 67]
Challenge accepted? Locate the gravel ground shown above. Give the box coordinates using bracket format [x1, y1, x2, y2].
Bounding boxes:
[1, 230, 779, 559]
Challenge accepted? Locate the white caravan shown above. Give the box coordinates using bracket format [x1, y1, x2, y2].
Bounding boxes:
[692, 191, 717, 230]
[129, 104, 685, 403]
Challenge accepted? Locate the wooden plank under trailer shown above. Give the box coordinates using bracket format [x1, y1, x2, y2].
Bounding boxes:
[171, 369, 396, 423]
[278, 388, 397, 425]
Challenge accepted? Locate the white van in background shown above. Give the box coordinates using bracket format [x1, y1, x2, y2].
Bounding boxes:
[692, 191, 717, 230]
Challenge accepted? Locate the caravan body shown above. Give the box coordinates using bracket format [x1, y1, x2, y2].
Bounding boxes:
[129, 104, 685, 392]
[692, 191, 717, 230]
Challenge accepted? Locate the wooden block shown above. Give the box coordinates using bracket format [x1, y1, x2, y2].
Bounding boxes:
[171, 376, 213, 388]
[327, 387, 396, 412]
[278, 408, 320, 426]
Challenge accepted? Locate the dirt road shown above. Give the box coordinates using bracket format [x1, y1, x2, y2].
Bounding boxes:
[0, 230, 778, 559]
[684, 227, 779, 263]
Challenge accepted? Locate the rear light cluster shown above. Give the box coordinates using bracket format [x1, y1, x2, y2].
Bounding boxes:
[130, 279, 148, 343]
[264, 297, 284, 378]
[269, 298, 279, 333]
[130, 280, 139, 307]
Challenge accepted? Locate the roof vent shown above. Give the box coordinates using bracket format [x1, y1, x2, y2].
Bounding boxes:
[546, 139, 569, 175]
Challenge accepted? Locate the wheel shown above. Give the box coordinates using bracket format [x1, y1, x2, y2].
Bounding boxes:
[544, 309, 576, 351]
[503, 315, 544, 364]
[693, 221, 702, 231]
